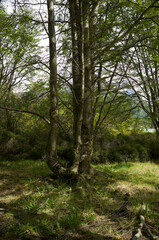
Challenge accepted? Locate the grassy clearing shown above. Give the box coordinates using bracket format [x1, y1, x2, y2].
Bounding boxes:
[0, 160, 159, 240]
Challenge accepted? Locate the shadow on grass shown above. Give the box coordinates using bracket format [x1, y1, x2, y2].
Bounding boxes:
[0, 195, 118, 240]
[0, 160, 159, 239]
[0, 161, 116, 239]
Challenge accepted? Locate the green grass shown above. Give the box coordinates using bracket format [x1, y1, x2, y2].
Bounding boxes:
[0, 160, 159, 239]
[95, 162, 159, 187]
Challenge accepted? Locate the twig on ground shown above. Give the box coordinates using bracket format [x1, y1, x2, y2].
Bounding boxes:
[31, 198, 49, 214]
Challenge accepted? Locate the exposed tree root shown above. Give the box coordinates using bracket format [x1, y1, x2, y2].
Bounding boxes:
[47, 156, 110, 184]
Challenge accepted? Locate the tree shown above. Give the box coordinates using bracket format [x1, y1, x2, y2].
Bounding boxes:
[46, 0, 59, 172]
[0, 5, 49, 133]
[67, 0, 159, 174]
[123, 39, 159, 134]
[45, 0, 159, 176]
[67, 0, 101, 174]
[0, 7, 41, 93]
[117, 1, 159, 134]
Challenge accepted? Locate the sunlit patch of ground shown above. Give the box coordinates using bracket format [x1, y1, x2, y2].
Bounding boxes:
[0, 160, 159, 239]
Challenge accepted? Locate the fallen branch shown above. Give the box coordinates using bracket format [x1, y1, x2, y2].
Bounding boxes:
[132, 202, 157, 240]
[132, 214, 145, 240]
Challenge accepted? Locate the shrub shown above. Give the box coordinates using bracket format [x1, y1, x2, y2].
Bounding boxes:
[148, 137, 159, 162]
[93, 132, 151, 164]
[107, 149, 123, 163]
[92, 150, 109, 164]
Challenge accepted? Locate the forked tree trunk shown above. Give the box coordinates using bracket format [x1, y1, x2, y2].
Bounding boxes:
[46, 0, 81, 178]
[47, 0, 99, 176]
[69, 0, 99, 174]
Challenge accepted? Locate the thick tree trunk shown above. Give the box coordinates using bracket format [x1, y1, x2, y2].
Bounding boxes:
[79, 1, 93, 174]
[69, 0, 85, 173]
[46, 0, 100, 176]
[79, 1, 99, 174]
[68, 0, 100, 174]
[46, 0, 94, 177]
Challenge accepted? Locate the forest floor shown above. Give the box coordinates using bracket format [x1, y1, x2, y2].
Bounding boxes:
[0, 160, 159, 240]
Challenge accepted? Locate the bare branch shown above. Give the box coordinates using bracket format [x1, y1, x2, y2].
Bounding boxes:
[0, 106, 50, 124]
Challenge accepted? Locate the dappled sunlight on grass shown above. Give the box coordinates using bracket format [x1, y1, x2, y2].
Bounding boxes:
[0, 160, 159, 239]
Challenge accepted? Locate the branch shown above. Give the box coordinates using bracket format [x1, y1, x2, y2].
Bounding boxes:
[57, 74, 79, 105]
[94, 0, 159, 61]
[39, 12, 49, 36]
[58, 95, 73, 113]
[0, 106, 50, 125]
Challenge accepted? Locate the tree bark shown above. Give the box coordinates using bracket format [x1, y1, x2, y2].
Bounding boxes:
[79, 1, 93, 174]
[69, 0, 85, 173]
[46, 0, 59, 172]
[69, 0, 99, 174]
[79, 1, 99, 174]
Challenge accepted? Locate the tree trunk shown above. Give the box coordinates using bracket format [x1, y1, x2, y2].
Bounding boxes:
[79, 1, 99, 174]
[69, 0, 99, 174]
[69, 0, 85, 173]
[46, 0, 59, 172]
[79, 1, 93, 174]
[46, 0, 94, 177]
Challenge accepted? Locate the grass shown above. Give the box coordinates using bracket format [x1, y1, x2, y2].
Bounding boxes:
[0, 160, 159, 239]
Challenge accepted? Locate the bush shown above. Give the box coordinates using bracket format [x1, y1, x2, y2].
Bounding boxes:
[0, 120, 48, 160]
[93, 132, 151, 164]
[0, 131, 19, 156]
[92, 150, 109, 164]
[148, 137, 159, 162]
[107, 149, 123, 163]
